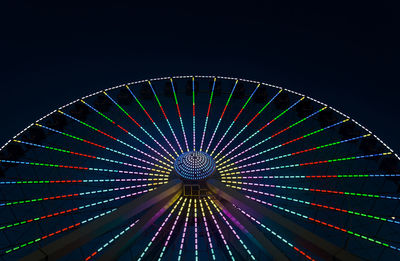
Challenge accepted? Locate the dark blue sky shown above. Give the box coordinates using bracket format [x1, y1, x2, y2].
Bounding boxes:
[1, 2, 399, 152]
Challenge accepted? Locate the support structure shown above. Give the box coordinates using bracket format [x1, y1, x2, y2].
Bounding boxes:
[98, 190, 181, 261]
[207, 179, 361, 261]
[214, 199, 289, 261]
[22, 180, 182, 261]
[212, 197, 289, 260]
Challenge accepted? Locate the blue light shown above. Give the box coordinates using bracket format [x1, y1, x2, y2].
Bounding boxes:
[174, 151, 216, 180]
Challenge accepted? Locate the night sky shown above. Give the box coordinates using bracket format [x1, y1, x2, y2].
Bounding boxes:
[1, 2, 399, 153]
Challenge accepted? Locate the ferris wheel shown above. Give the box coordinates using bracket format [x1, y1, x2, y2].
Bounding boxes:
[0, 76, 399, 260]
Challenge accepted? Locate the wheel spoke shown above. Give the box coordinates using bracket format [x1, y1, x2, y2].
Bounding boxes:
[1, 76, 399, 260]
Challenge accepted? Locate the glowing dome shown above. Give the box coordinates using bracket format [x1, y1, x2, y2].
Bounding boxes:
[174, 151, 216, 180]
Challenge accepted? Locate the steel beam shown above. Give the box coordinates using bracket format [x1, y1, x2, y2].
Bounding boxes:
[217, 219, 255, 260]
[211, 197, 289, 260]
[207, 179, 361, 261]
[22, 179, 182, 261]
[98, 191, 181, 261]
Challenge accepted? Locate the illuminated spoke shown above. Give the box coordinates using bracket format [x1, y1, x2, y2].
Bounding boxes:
[217, 105, 326, 168]
[219, 134, 369, 173]
[0, 183, 164, 207]
[14, 139, 170, 172]
[210, 83, 259, 156]
[127, 83, 179, 156]
[245, 194, 400, 252]
[138, 197, 184, 261]
[81, 99, 172, 165]
[3, 209, 117, 255]
[222, 180, 400, 200]
[219, 118, 349, 171]
[200, 78, 216, 152]
[0, 185, 158, 231]
[205, 80, 238, 153]
[214, 89, 282, 160]
[36, 123, 172, 168]
[221, 173, 400, 181]
[0, 159, 170, 178]
[203, 198, 235, 260]
[221, 152, 392, 177]
[104, 91, 175, 160]
[237, 207, 315, 261]
[0, 178, 165, 185]
[215, 97, 305, 164]
[194, 199, 199, 261]
[1, 76, 399, 260]
[158, 197, 187, 260]
[199, 197, 216, 260]
[193, 77, 196, 151]
[208, 197, 256, 260]
[227, 184, 400, 226]
[170, 78, 190, 151]
[147, 81, 183, 153]
[177, 199, 192, 261]
[85, 219, 140, 261]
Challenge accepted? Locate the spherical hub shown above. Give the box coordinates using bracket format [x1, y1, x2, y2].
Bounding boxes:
[173, 151, 216, 181]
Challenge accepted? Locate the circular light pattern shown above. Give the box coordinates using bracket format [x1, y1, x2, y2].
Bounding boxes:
[174, 151, 216, 180]
[0, 76, 399, 260]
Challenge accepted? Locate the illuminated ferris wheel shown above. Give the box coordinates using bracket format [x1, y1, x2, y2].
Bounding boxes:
[0, 76, 399, 260]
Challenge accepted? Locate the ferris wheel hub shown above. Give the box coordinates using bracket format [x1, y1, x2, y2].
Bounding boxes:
[173, 151, 216, 181]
